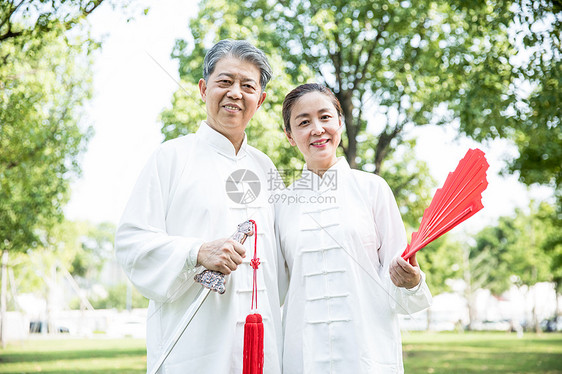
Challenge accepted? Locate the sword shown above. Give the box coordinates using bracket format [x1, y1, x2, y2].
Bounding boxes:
[148, 220, 255, 374]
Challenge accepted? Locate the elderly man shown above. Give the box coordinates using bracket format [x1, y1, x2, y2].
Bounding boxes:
[115, 40, 284, 373]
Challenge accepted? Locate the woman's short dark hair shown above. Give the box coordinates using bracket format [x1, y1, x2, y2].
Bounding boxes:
[282, 83, 343, 133]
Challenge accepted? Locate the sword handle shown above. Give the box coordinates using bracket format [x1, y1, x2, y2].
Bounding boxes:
[194, 220, 255, 294]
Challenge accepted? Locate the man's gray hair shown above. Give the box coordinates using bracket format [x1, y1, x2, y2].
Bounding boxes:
[203, 40, 272, 91]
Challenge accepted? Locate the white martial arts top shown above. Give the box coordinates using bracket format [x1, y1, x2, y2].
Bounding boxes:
[115, 121, 284, 373]
[276, 158, 432, 374]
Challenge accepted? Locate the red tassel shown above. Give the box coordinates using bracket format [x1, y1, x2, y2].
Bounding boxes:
[242, 220, 264, 374]
[243, 313, 264, 374]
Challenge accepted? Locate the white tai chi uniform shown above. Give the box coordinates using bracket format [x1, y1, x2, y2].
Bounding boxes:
[276, 157, 432, 374]
[116, 121, 284, 373]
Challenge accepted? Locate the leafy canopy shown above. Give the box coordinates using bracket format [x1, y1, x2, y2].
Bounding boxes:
[0, 27, 95, 253]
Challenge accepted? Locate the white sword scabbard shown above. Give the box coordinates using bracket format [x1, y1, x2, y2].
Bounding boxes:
[148, 220, 254, 374]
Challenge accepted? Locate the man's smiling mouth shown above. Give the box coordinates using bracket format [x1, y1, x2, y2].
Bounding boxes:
[223, 104, 241, 111]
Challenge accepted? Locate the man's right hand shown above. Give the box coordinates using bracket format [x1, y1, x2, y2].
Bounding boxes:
[197, 238, 246, 275]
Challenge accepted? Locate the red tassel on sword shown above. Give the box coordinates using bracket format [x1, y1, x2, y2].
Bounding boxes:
[402, 148, 490, 260]
[243, 219, 264, 374]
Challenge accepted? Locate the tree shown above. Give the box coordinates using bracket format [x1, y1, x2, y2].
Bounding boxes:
[467, 205, 554, 330]
[37, 220, 142, 312]
[415, 236, 463, 329]
[0, 0, 104, 47]
[6, 220, 120, 335]
[163, 1, 440, 220]
[0, 27, 95, 248]
[0, 0, 146, 54]
[376, 139, 436, 228]
[70, 221, 115, 280]
[0, 5, 101, 343]
[0, 31, 95, 345]
[174, 0, 523, 171]
[484, 1, 561, 194]
[169, 0, 560, 199]
[505, 3, 562, 302]
[534, 201, 562, 317]
[79, 282, 148, 311]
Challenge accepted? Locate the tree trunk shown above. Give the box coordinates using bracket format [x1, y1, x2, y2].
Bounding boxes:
[554, 283, 560, 318]
[1, 250, 8, 348]
[466, 293, 476, 331]
[463, 247, 475, 330]
[46, 264, 56, 335]
[373, 136, 389, 175]
[338, 90, 357, 169]
[533, 284, 541, 334]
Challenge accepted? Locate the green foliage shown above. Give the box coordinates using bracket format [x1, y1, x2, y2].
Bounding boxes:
[0, 1, 147, 256]
[6, 221, 116, 305]
[71, 282, 149, 310]
[162, 1, 560, 296]
[0, 27, 95, 254]
[469, 203, 555, 296]
[376, 139, 436, 227]
[70, 221, 115, 279]
[504, 1, 561, 193]
[468, 220, 514, 295]
[163, 0, 441, 222]
[416, 236, 463, 295]
[0, 1, 105, 49]
[504, 207, 553, 289]
[0, 1, 143, 55]
[171, 0, 524, 173]
[535, 201, 562, 293]
[159, 80, 207, 139]
[165, 0, 559, 223]
[456, 2, 562, 257]
[169, 0, 561, 198]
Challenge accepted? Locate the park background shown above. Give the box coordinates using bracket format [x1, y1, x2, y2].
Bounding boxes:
[1, 0, 561, 372]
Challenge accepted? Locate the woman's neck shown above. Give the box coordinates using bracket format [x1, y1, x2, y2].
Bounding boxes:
[307, 158, 338, 177]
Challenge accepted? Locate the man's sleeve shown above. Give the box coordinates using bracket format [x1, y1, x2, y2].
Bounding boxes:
[115, 147, 204, 303]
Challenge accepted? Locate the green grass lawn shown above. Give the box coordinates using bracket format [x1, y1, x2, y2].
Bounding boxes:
[403, 331, 562, 373]
[0, 332, 561, 373]
[0, 337, 146, 374]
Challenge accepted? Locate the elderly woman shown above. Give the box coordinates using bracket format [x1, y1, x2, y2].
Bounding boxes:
[276, 83, 432, 373]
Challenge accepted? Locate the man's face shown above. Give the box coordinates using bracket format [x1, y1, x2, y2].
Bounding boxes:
[199, 57, 266, 142]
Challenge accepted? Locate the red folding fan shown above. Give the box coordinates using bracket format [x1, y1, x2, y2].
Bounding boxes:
[401, 148, 489, 260]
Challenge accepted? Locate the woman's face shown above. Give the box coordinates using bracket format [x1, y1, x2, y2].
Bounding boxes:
[285, 91, 342, 174]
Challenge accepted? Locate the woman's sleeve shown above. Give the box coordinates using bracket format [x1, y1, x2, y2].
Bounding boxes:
[273, 181, 290, 307]
[114, 147, 204, 303]
[372, 177, 432, 314]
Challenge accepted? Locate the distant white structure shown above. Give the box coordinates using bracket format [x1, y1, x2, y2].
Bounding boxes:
[399, 281, 560, 331]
